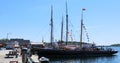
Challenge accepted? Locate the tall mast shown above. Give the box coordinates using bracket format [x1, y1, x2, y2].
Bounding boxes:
[70, 30, 73, 41]
[80, 8, 85, 47]
[66, 0, 68, 45]
[42, 37, 44, 43]
[61, 16, 64, 41]
[50, 5, 54, 46]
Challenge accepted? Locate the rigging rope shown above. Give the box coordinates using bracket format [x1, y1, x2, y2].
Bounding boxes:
[83, 24, 89, 42]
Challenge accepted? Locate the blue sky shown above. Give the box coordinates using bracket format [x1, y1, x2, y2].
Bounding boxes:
[0, 0, 120, 45]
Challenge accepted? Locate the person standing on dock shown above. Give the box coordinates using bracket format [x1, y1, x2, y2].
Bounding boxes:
[21, 44, 28, 63]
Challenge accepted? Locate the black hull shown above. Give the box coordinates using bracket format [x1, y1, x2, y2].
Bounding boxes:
[37, 49, 118, 58]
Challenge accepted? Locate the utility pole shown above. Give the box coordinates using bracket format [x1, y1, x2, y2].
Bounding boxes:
[6, 33, 11, 40]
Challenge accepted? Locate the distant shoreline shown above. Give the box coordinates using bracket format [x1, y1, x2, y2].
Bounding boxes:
[110, 44, 120, 46]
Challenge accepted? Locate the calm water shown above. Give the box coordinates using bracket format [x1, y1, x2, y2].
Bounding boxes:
[49, 47, 120, 63]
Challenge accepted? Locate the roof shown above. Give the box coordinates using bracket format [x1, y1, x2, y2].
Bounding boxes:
[31, 42, 43, 45]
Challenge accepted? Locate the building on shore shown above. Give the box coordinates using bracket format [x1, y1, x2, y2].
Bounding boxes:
[6, 38, 31, 49]
[31, 42, 44, 48]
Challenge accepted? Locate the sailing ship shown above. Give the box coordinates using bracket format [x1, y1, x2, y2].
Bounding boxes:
[36, 2, 118, 58]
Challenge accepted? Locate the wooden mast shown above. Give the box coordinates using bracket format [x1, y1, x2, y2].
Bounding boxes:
[61, 16, 64, 41]
[66, 0, 68, 45]
[50, 5, 54, 46]
[80, 8, 85, 47]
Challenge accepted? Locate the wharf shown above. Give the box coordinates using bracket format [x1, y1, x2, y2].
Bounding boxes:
[0, 49, 22, 63]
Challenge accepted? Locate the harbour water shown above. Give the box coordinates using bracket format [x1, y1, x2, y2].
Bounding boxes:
[49, 46, 120, 63]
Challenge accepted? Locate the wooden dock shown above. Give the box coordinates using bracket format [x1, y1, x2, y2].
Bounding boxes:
[0, 49, 22, 63]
